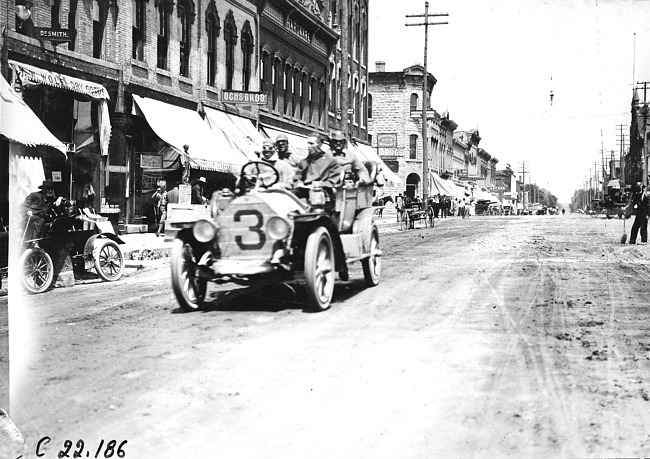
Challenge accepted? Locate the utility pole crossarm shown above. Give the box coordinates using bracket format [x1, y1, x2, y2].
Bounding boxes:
[406, 13, 449, 17]
[405, 22, 448, 27]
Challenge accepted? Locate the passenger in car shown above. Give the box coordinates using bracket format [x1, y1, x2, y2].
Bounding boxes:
[260, 140, 294, 190]
[329, 131, 371, 186]
[294, 134, 343, 191]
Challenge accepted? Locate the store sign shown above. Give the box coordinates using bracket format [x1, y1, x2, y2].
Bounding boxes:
[141, 154, 162, 169]
[34, 28, 72, 42]
[107, 165, 128, 173]
[63, 142, 76, 154]
[9, 60, 110, 100]
[377, 133, 397, 148]
[52, 171, 62, 182]
[222, 90, 267, 105]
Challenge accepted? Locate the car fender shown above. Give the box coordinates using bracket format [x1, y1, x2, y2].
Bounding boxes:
[293, 215, 347, 271]
[352, 208, 377, 255]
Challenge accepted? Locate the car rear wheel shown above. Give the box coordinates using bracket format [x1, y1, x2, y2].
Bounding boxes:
[18, 247, 54, 294]
[171, 238, 207, 312]
[304, 227, 335, 312]
[94, 239, 125, 281]
[362, 228, 381, 287]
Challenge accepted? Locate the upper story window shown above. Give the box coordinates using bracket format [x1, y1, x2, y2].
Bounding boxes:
[329, 0, 337, 28]
[409, 134, 418, 159]
[16, 0, 34, 37]
[178, 0, 195, 77]
[132, 0, 146, 61]
[205, 2, 220, 86]
[68, 0, 78, 50]
[51, 0, 61, 28]
[224, 11, 238, 91]
[241, 21, 254, 91]
[157, 0, 172, 69]
[93, 0, 108, 59]
[410, 93, 418, 111]
[367, 93, 372, 119]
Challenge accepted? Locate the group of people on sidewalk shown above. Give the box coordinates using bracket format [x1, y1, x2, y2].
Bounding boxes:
[394, 193, 473, 222]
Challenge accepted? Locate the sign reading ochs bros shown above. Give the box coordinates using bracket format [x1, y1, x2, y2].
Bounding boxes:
[222, 90, 268, 105]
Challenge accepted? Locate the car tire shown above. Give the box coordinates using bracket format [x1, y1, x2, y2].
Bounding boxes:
[304, 227, 335, 312]
[18, 247, 54, 294]
[362, 228, 381, 287]
[171, 238, 207, 312]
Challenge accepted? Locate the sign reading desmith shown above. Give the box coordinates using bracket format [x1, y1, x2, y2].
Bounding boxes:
[34, 28, 73, 42]
[222, 90, 267, 105]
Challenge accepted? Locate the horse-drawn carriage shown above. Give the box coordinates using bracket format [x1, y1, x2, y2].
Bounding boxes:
[587, 179, 628, 219]
[398, 201, 432, 230]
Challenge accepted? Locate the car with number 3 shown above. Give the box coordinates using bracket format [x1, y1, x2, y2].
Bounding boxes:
[170, 160, 382, 312]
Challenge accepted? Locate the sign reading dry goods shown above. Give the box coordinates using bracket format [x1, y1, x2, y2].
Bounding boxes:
[222, 90, 267, 105]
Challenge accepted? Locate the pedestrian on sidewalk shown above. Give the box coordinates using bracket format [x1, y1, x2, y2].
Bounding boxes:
[629, 182, 650, 245]
[396, 193, 404, 222]
[153, 184, 168, 237]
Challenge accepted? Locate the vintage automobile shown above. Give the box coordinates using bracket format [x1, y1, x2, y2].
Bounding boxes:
[170, 161, 382, 312]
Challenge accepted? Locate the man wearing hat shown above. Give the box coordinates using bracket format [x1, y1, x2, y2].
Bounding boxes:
[260, 140, 294, 189]
[192, 177, 208, 205]
[294, 133, 342, 192]
[20, 180, 63, 240]
[629, 182, 650, 244]
[329, 131, 371, 186]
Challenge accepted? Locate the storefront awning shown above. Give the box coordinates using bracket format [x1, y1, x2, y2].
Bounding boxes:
[260, 125, 309, 160]
[0, 75, 66, 154]
[132, 95, 248, 174]
[353, 142, 402, 186]
[203, 108, 262, 161]
[429, 171, 465, 199]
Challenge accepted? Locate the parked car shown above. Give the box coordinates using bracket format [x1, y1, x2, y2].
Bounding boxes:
[170, 161, 382, 312]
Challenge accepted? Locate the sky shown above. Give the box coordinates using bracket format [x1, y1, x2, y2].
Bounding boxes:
[368, 0, 650, 203]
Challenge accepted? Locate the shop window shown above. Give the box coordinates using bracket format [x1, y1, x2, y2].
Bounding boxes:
[178, 0, 194, 77]
[93, 0, 108, 59]
[241, 21, 254, 91]
[157, 0, 172, 70]
[410, 134, 418, 159]
[224, 11, 237, 91]
[132, 0, 145, 61]
[410, 93, 418, 111]
[16, 0, 34, 37]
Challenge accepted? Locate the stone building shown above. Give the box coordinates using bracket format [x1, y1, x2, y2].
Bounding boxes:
[369, 63, 462, 197]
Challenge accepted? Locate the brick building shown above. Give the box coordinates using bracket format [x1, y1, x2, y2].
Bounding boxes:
[625, 88, 648, 185]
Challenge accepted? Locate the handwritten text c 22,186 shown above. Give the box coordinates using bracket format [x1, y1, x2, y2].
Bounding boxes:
[35, 437, 128, 458]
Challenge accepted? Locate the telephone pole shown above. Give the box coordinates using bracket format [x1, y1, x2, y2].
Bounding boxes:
[406, 2, 448, 212]
[617, 124, 627, 181]
[519, 161, 529, 209]
[638, 81, 650, 187]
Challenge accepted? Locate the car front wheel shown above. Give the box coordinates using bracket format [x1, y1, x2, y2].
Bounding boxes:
[304, 227, 335, 312]
[171, 238, 207, 312]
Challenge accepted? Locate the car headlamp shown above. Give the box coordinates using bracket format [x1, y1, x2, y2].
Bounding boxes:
[266, 216, 290, 240]
[193, 219, 218, 243]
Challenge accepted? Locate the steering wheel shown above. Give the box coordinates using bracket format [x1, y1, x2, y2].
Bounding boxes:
[240, 161, 280, 189]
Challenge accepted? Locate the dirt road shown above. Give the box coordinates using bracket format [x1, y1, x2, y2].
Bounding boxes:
[9, 214, 650, 458]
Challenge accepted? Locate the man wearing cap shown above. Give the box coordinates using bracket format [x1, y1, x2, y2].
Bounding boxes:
[260, 140, 294, 189]
[294, 133, 343, 193]
[629, 182, 650, 245]
[329, 131, 371, 186]
[192, 177, 208, 204]
[275, 134, 300, 167]
[20, 180, 63, 240]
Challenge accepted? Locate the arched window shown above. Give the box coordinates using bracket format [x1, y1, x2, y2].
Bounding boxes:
[301, 72, 309, 122]
[367, 93, 373, 119]
[329, 62, 335, 115]
[132, 0, 146, 60]
[178, 0, 195, 77]
[293, 68, 300, 118]
[224, 11, 238, 90]
[205, 1, 220, 86]
[410, 134, 418, 159]
[283, 63, 292, 115]
[410, 93, 418, 111]
[241, 21, 254, 91]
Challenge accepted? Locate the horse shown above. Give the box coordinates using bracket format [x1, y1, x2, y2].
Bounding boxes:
[372, 195, 394, 217]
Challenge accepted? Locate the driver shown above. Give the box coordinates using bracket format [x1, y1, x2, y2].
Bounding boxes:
[20, 180, 63, 241]
[329, 131, 371, 186]
[293, 133, 343, 195]
[260, 140, 294, 189]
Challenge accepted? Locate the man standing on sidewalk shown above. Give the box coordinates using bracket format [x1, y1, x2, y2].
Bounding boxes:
[629, 182, 650, 245]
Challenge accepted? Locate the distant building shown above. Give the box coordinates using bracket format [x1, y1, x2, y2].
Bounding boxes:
[626, 88, 648, 185]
